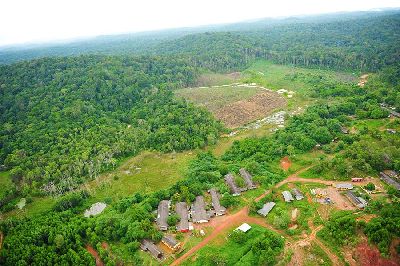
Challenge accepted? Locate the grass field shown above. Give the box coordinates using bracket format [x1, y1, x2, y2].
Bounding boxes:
[0, 171, 12, 198]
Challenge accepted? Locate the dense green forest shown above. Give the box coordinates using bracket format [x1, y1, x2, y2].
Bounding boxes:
[0, 55, 223, 201]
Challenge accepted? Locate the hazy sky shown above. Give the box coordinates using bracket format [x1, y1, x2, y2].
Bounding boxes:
[1, 0, 399, 46]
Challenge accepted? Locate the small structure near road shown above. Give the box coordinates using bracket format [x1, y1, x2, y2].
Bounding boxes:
[209, 188, 226, 216]
[140, 239, 164, 260]
[225, 173, 241, 196]
[282, 191, 294, 202]
[335, 183, 354, 190]
[352, 177, 364, 182]
[157, 200, 169, 231]
[191, 196, 209, 223]
[380, 171, 400, 190]
[257, 202, 276, 217]
[345, 191, 368, 209]
[239, 168, 256, 190]
[176, 202, 190, 232]
[161, 235, 181, 252]
[236, 223, 252, 233]
[291, 188, 304, 200]
[84, 202, 107, 217]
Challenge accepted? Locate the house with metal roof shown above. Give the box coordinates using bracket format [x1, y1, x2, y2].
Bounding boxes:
[335, 183, 353, 190]
[257, 202, 276, 216]
[282, 191, 294, 202]
[291, 188, 304, 200]
[161, 235, 181, 252]
[140, 239, 164, 260]
[236, 223, 252, 233]
[209, 188, 226, 216]
[191, 196, 209, 223]
[345, 191, 367, 209]
[156, 200, 169, 231]
[380, 171, 400, 190]
[224, 173, 241, 196]
[239, 168, 256, 190]
[175, 202, 189, 232]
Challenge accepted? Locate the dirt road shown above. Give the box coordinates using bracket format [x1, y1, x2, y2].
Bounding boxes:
[86, 245, 104, 266]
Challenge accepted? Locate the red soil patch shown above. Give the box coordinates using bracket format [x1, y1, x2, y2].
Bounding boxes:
[215, 90, 286, 128]
[280, 156, 291, 171]
[86, 245, 104, 266]
[355, 241, 399, 266]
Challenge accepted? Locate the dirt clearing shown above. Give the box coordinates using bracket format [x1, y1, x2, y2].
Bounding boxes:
[355, 241, 400, 266]
[280, 156, 292, 171]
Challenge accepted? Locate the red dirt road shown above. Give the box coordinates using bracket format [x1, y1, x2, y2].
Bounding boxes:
[86, 245, 104, 266]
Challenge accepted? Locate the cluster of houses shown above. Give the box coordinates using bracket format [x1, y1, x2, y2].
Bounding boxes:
[380, 170, 400, 191]
[257, 188, 304, 217]
[224, 168, 257, 196]
[140, 235, 182, 261]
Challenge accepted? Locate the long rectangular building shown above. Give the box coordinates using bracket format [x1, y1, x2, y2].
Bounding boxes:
[209, 188, 226, 216]
[239, 168, 256, 190]
[380, 172, 400, 190]
[140, 239, 164, 260]
[156, 200, 169, 231]
[176, 202, 189, 232]
[282, 191, 294, 202]
[191, 196, 209, 223]
[257, 202, 275, 216]
[224, 173, 241, 196]
[345, 191, 367, 209]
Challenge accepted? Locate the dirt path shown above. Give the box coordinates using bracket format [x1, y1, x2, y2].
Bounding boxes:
[280, 156, 292, 171]
[0, 232, 3, 250]
[86, 245, 104, 266]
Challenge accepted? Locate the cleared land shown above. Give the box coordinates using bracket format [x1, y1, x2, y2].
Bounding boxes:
[176, 85, 286, 128]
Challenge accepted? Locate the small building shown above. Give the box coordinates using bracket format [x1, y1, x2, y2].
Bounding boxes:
[282, 191, 294, 202]
[380, 171, 400, 191]
[257, 202, 276, 217]
[209, 188, 226, 216]
[291, 188, 304, 200]
[140, 239, 164, 260]
[156, 200, 169, 231]
[161, 235, 181, 252]
[351, 177, 364, 182]
[345, 191, 367, 209]
[176, 202, 190, 232]
[335, 183, 353, 190]
[224, 173, 241, 196]
[191, 196, 209, 223]
[236, 223, 252, 233]
[239, 168, 256, 190]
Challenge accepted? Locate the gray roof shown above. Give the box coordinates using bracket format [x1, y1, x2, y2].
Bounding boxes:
[224, 173, 241, 196]
[175, 202, 189, 231]
[157, 200, 169, 231]
[282, 191, 294, 202]
[162, 235, 180, 249]
[380, 172, 400, 190]
[140, 239, 164, 259]
[291, 188, 304, 200]
[346, 191, 367, 208]
[239, 168, 256, 190]
[191, 196, 209, 223]
[336, 183, 353, 190]
[257, 202, 276, 216]
[209, 188, 226, 215]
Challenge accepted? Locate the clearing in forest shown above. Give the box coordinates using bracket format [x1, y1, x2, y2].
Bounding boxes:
[175, 84, 286, 128]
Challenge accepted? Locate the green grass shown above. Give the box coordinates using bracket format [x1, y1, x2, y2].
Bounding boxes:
[195, 72, 240, 87]
[0, 171, 12, 198]
[175, 85, 262, 112]
[304, 243, 332, 266]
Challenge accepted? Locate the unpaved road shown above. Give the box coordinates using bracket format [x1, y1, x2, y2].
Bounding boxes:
[171, 165, 346, 266]
[86, 245, 104, 266]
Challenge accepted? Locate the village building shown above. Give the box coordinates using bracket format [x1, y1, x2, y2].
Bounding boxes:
[380, 171, 400, 190]
[345, 191, 368, 209]
[239, 168, 256, 190]
[191, 196, 209, 223]
[156, 200, 169, 231]
[291, 188, 304, 200]
[224, 173, 241, 196]
[209, 188, 226, 216]
[161, 235, 181, 252]
[351, 177, 364, 182]
[140, 239, 164, 260]
[175, 202, 190, 232]
[257, 202, 276, 216]
[236, 223, 252, 233]
[282, 191, 294, 202]
[335, 183, 353, 190]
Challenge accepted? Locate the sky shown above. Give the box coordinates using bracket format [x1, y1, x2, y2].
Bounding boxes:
[1, 0, 399, 47]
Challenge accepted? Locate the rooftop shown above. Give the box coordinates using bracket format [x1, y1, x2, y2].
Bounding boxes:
[224, 173, 241, 196]
[257, 202, 276, 216]
[239, 168, 256, 190]
[191, 196, 209, 223]
[282, 191, 294, 202]
[209, 188, 226, 215]
[157, 200, 169, 231]
[175, 202, 189, 232]
[236, 223, 252, 233]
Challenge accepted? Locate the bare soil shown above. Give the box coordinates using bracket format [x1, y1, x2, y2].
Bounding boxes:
[355, 240, 399, 266]
[358, 74, 369, 87]
[215, 90, 287, 128]
[280, 156, 292, 171]
[86, 245, 104, 266]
